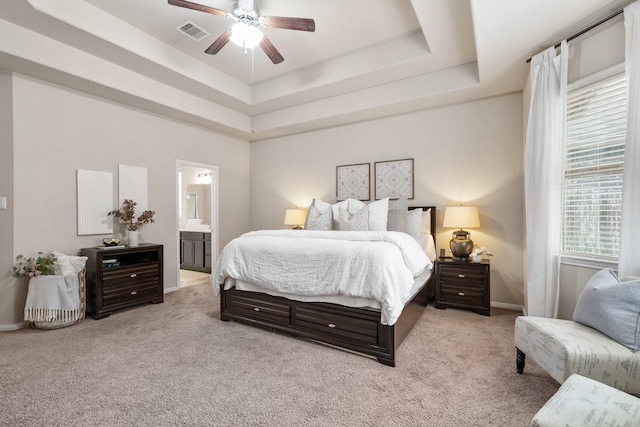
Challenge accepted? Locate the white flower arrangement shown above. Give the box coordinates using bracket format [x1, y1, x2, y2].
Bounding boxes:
[471, 245, 493, 262]
[472, 245, 493, 257]
[11, 252, 57, 278]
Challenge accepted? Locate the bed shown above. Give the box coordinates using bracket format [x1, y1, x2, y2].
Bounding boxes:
[212, 203, 436, 366]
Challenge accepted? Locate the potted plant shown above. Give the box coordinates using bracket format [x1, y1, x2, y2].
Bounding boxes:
[108, 199, 156, 247]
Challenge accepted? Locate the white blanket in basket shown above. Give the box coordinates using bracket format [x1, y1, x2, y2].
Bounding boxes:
[24, 275, 81, 323]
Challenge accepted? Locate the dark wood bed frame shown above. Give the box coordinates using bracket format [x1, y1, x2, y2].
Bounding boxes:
[219, 206, 436, 367]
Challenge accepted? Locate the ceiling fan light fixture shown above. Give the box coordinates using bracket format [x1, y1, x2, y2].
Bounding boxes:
[229, 22, 263, 49]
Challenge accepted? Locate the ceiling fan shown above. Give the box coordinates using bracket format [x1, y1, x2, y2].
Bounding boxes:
[168, 0, 316, 64]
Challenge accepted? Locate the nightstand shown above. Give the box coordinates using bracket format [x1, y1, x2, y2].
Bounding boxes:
[434, 258, 490, 316]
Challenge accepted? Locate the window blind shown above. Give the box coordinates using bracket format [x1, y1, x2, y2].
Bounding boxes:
[563, 73, 627, 259]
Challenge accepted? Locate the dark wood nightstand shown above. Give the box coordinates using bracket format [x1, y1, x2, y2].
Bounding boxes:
[434, 258, 490, 316]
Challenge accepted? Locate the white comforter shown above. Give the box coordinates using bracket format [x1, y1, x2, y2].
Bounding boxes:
[212, 230, 432, 325]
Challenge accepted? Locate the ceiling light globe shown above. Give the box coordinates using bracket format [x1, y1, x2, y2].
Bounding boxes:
[230, 23, 263, 48]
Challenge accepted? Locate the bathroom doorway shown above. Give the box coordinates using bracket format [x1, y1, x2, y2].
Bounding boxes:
[176, 161, 219, 289]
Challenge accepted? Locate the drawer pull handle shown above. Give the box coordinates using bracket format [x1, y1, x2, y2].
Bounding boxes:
[458, 292, 466, 296]
[457, 274, 466, 278]
[131, 291, 138, 295]
[328, 323, 336, 328]
[130, 274, 137, 278]
[253, 307, 260, 312]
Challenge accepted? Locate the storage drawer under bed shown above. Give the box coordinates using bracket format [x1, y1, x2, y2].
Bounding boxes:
[224, 290, 291, 326]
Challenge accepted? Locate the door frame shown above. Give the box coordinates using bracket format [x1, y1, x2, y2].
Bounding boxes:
[176, 160, 219, 289]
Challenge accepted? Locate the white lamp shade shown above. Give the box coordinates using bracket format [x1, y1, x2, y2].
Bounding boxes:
[443, 206, 480, 229]
[230, 23, 264, 48]
[284, 209, 308, 227]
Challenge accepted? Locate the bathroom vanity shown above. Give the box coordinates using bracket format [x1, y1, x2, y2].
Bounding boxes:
[180, 231, 211, 273]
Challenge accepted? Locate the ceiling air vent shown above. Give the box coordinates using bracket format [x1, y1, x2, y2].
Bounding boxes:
[175, 20, 210, 41]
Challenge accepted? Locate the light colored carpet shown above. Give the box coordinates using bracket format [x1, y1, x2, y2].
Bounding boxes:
[0, 283, 558, 426]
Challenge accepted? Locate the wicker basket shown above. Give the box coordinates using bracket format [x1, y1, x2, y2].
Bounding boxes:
[32, 268, 86, 330]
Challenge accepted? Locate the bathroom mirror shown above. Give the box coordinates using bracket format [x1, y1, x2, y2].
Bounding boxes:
[187, 192, 198, 219]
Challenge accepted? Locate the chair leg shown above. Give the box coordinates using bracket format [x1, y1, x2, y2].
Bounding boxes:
[516, 347, 526, 374]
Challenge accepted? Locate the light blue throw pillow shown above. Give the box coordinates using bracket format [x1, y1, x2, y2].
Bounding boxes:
[573, 268, 640, 352]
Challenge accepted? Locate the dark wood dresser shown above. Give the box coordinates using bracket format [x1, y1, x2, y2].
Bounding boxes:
[434, 258, 490, 316]
[81, 244, 164, 319]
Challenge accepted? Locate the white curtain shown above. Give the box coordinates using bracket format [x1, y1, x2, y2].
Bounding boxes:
[619, 1, 640, 277]
[524, 41, 568, 318]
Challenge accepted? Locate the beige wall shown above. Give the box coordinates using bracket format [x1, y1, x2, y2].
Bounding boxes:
[0, 73, 17, 328]
[251, 92, 525, 308]
[0, 73, 250, 329]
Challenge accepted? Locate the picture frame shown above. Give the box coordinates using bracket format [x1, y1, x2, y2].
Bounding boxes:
[336, 163, 370, 201]
[374, 158, 414, 200]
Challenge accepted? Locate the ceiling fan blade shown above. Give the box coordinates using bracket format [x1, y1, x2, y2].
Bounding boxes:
[261, 16, 315, 32]
[205, 29, 232, 55]
[259, 36, 284, 64]
[238, 0, 254, 12]
[167, 0, 227, 17]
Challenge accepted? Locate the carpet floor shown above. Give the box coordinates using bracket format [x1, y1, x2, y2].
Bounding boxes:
[0, 283, 558, 426]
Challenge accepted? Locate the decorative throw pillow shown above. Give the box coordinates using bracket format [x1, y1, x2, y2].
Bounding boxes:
[304, 199, 332, 231]
[330, 199, 349, 230]
[339, 206, 369, 231]
[344, 198, 388, 231]
[52, 250, 88, 276]
[573, 268, 640, 352]
[387, 198, 408, 232]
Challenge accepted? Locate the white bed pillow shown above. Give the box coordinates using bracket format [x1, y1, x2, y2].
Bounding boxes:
[304, 199, 332, 230]
[406, 208, 423, 235]
[387, 198, 408, 232]
[420, 208, 432, 235]
[366, 198, 389, 231]
[406, 208, 432, 235]
[52, 250, 88, 276]
[339, 206, 369, 231]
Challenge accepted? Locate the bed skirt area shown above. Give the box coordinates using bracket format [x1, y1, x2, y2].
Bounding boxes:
[219, 274, 434, 366]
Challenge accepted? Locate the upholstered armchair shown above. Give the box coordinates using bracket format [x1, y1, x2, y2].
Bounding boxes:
[514, 268, 640, 396]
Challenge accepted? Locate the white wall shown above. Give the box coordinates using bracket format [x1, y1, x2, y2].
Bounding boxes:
[251, 92, 525, 307]
[0, 73, 250, 329]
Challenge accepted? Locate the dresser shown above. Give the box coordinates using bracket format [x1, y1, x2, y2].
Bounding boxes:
[81, 244, 164, 319]
[434, 258, 490, 316]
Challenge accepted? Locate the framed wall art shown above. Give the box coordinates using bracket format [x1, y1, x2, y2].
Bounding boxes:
[374, 158, 414, 200]
[336, 163, 370, 201]
[77, 169, 113, 235]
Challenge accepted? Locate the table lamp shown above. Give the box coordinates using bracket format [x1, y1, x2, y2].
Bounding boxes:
[284, 208, 307, 230]
[443, 206, 480, 259]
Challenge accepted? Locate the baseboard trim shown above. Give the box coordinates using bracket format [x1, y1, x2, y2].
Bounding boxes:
[164, 285, 179, 294]
[491, 301, 524, 313]
[0, 321, 28, 331]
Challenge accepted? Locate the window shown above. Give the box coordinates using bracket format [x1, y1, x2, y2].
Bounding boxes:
[562, 72, 627, 260]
